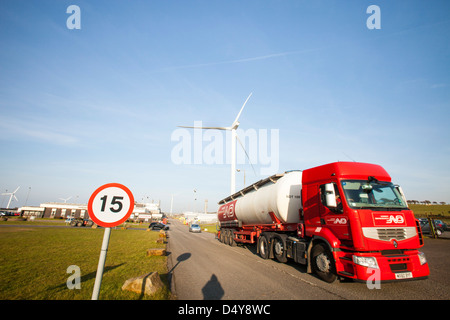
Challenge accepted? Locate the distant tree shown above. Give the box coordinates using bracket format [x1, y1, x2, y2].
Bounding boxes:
[440, 202, 447, 205]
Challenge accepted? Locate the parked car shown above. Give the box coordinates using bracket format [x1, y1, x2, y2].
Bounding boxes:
[434, 220, 448, 231]
[419, 220, 444, 237]
[189, 224, 201, 233]
[69, 218, 94, 227]
[149, 222, 169, 231]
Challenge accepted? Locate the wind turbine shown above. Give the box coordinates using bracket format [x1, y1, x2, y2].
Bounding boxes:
[1, 187, 20, 209]
[59, 196, 72, 203]
[178, 93, 253, 195]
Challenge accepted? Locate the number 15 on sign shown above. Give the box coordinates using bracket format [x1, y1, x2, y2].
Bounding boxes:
[88, 183, 134, 228]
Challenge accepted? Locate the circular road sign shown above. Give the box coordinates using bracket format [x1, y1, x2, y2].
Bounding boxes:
[88, 183, 134, 228]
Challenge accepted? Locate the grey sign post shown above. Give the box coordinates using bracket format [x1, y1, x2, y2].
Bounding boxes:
[91, 227, 111, 300]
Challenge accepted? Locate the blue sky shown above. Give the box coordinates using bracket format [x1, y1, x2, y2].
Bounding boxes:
[0, 0, 449, 212]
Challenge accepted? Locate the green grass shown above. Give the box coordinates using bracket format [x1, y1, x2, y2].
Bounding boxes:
[409, 204, 450, 222]
[198, 223, 219, 234]
[0, 226, 170, 300]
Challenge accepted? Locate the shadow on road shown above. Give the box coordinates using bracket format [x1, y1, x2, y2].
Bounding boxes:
[169, 252, 191, 274]
[167, 252, 192, 298]
[202, 274, 224, 300]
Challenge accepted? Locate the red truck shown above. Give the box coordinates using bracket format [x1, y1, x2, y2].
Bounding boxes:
[217, 162, 429, 283]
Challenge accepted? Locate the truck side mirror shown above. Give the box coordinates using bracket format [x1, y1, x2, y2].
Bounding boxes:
[324, 183, 337, 208]
[395, 185, 408, 207]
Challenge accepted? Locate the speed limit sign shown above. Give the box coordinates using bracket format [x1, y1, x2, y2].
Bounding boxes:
[88, 183, 134, 227]
[88, 183, 134, 300]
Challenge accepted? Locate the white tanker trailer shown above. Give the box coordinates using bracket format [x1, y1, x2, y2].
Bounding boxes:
[218, 171, 303, 227]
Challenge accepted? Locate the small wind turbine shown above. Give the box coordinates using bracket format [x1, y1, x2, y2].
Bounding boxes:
[1, 187, 20, 209]
[59, 196, 72, 203]
[179, 93, 253, 195]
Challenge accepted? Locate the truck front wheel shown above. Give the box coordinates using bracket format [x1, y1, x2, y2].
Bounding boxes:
[273, 236, 287, 263]
[311, 243, 337, 283]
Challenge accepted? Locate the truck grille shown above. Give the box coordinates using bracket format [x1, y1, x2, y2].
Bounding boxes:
[377, 228, 406, 240]
[362, 227, 417, 241]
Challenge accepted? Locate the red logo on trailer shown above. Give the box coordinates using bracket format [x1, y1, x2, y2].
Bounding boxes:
[218, 200, 237, 222]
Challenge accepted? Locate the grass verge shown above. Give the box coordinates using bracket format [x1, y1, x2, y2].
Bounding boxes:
[0, 226, 170, 300]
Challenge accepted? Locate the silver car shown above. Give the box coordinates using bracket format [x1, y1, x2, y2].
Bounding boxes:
[189, 224, 201, 233]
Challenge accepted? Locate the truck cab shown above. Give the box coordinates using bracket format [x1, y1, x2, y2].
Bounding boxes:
[302, 162, 429, 282]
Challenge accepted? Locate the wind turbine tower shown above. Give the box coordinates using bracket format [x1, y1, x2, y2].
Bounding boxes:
[179, 93, 253, 195]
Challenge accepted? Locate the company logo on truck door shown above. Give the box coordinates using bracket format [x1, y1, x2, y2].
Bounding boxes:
[373, 213, 406, 226]
[218, 200, 237, 221]
[326, 216, 348, 225]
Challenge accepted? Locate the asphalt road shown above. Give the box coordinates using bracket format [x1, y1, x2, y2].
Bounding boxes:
[167, 219, 450, 300]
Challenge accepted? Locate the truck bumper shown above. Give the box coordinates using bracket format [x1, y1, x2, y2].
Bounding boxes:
[337, 250, 430, 282]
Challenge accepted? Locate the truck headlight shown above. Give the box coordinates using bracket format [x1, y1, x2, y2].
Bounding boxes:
[353, 255, 379, 269]
[418, 252, 427, 265]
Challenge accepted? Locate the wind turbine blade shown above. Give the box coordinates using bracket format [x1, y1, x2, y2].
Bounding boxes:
[13, 187, 20, 193]
[178, 126, 230, 130]
[236, 134, 257, 176]
[233, 92, 253, 125]
[13, 195, 18, 202]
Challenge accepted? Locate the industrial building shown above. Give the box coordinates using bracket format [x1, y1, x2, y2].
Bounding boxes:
[18, 202, 163, 222]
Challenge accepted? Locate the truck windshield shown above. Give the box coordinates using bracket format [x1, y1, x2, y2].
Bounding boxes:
[341, 180, 408, 210]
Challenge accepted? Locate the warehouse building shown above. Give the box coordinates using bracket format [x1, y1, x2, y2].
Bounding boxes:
[20, 203, 88, 219]
[19, 202, 163, 221]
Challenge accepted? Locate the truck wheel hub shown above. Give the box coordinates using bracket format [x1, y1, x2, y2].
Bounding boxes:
[316, 253, 330, 272]
[274, 242, 283, 255]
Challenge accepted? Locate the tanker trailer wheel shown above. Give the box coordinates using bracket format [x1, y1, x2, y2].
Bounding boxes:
[273, 236, 287, 263]
[222, 229, 229, 244]
[229, 230, 237, 247]
[225, 229, 232, 246]
[311, 243, 337, 283]
[259, 235, 270, 259]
